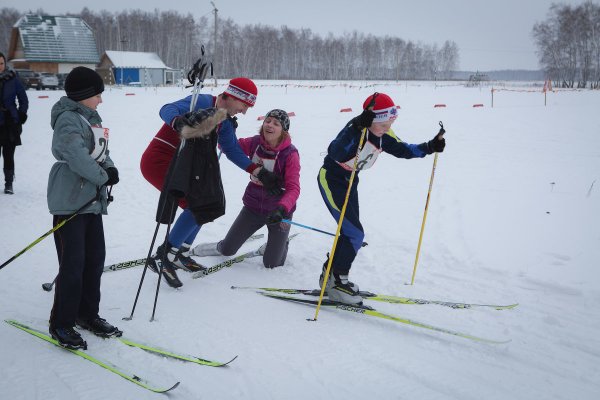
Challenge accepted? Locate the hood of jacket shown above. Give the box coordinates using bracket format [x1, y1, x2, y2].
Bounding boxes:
[259, 133, 292, 153]
[50, 96, 102, 129]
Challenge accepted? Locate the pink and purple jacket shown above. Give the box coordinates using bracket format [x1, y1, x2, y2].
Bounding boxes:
[238, 134, 300, 215]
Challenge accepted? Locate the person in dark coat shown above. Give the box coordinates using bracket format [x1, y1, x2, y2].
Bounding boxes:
[140, 77, 282, 288]
[0, 52, 28, 194]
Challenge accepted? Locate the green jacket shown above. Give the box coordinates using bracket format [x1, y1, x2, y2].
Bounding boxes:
[47, 96, 114, 215]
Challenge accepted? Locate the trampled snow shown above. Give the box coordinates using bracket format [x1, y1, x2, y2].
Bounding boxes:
[0, 81, 598, 399]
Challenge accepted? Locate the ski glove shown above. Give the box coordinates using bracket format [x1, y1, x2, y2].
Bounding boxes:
[427, 131, 446, 153]
[18, 111, 27, 124]
[353, 109, 376, 129]
[427, 124, 446, 153]
[105, 167, 120, 186]
[172, 108, 227, 139]
[228, 115, 238, 129]
[256, 168, 284, 196]
[267, 206, 287, 225]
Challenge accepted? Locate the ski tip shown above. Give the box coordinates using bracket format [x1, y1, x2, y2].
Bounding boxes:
[221, 355, 238, 366]
[159, 381, 180, 393]
[196, 354, 239, 367]
[496, 304, 519, 310]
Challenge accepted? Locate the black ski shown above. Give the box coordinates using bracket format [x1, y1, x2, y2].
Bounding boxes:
[231, 286, 518, 310]
[191, 233, 298, 279]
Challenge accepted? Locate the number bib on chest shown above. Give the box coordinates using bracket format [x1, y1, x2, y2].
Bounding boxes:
[79, 114, 109, 163]
[90, 126, 110, 162]
[338, 139, 382, 171]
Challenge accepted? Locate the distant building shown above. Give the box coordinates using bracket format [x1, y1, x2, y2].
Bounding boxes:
[98, 51, 180, 86]
[7, 14, 99, 73]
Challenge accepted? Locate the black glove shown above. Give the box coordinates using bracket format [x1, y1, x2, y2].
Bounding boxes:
[256, 168, 284, 196]
[18, 111, 27, 124]
[105, 167, 119, 186]
[228, 115, 238, 129]
[353, 109, 376, 129]
[172, 109, 214, 133]
[266, 206, 287, 225]
[427, 133, 446, 153]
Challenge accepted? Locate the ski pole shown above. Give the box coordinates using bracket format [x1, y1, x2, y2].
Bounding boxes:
[41, 187, 114, 292]
[282, 219, 368, 247]
[311, 93, 379, 321]
[125, 47, 213, 322]
[0, 190, 101, 271]
[409, 121, 445, 285]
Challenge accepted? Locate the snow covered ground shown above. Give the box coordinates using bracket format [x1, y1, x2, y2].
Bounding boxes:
[0, 80, 599, 400]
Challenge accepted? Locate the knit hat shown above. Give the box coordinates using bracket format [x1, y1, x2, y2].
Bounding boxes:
[363, 93, 398, 123]
[65, 67, 105, 101]
[224, 77, 257, 106]
[264, 109, 290, 131]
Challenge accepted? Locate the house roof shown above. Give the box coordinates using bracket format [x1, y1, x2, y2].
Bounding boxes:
[15, 14, 100, 63]
[104, 51, 168, 69]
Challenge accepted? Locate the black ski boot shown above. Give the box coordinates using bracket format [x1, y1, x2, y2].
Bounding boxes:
[4, 169, 14, 194]
[49, 326, 87, 350]
[149, 243, 183, 288]
[174, 244, 207, 272]
[76, 317, 122, 338]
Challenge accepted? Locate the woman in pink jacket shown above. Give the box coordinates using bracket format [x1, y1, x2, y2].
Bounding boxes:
[193, 109, 300, 268]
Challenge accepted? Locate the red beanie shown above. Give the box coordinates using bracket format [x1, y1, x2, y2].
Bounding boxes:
[363, 93, 398, 123]
[224, 77, 258, 106]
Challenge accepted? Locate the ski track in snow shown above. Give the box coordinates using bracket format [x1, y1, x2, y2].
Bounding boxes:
[1, 82, 599, 399]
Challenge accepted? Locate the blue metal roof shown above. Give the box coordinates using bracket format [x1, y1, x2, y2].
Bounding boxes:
[16, 15, 100, 63]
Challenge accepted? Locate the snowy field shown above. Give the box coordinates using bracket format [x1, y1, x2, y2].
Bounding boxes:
[0, 80, 599, 400]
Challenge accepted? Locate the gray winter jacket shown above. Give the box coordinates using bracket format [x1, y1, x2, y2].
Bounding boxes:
[47, 96, 114, 215]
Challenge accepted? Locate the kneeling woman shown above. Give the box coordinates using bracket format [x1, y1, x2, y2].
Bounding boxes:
[193, 109, 300, 268]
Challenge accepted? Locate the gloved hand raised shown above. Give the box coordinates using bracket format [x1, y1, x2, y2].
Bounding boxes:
[427, 123, 446, 153]
[172, 108, 227, 139]
[353, 109, 376, 129]
[256, 168, 284, 196]
[266, 206, 287, 225]
[105, 167, 119, 186]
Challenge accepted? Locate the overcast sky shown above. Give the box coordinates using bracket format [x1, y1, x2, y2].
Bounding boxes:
[10, 0, 596, 71]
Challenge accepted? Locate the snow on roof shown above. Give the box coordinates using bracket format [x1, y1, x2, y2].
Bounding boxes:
[16, 15, 99, 64]
[105, 51, 168, 69]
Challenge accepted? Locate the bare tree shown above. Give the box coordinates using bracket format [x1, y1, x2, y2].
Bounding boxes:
[533, 1, 600, 88]
[1, 6, 460, 80]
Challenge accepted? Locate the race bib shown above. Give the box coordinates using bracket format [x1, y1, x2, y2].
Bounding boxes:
[90, 126, 110, 163]
[339, 140, 382, 171]
[250, 151, 276, 185]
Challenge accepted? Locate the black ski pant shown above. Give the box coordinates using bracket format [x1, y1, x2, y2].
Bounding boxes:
[218, 206, 291, 268]
[50, 213, 106, 329]
[0, 143, 16, 171]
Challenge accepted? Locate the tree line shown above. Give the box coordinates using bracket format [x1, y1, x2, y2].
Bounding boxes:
[533, 1, 600, 88]
[0, 7, 459, 81]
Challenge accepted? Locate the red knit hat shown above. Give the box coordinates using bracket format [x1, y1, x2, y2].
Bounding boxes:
[363, 93, 398, 123]
[224, 77, 258, 106]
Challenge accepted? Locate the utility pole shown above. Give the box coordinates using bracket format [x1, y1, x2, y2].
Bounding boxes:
[211, 1, 218, 86]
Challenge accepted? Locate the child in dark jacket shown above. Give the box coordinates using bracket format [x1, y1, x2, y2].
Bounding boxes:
[317, 92, 446, 305]
[47, 67, 121, 349]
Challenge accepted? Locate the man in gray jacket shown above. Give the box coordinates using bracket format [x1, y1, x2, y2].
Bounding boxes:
[47, 67, 120, 350]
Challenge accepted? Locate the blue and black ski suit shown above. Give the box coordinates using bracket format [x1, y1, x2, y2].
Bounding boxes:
[317, 119, 433, 274]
